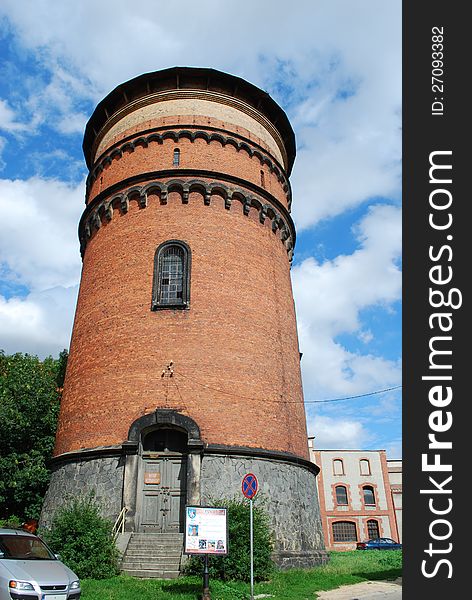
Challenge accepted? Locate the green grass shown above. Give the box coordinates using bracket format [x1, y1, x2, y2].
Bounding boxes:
[81, 550, 402, 600]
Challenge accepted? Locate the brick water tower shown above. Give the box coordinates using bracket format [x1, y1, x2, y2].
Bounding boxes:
[41, 67, 327, 568]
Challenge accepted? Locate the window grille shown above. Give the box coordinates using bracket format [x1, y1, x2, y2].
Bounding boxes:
[173, 148, 180, 166]
[332, 521, 357, 542]
[367, 519, 380, 539]
[152, 240, 190, 310]
[160, 246, 184, 304]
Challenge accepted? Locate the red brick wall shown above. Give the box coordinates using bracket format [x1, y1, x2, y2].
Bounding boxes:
[55, 95, 308, 460]
[87, 116, 290, 210]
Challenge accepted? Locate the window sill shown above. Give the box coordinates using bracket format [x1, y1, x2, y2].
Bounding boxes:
[151, 303, 189, 311]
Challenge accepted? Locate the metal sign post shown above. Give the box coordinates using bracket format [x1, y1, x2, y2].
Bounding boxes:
[202, 554, 211, 600]
[250, 498, 254, 600]
[242, 473, 259, 600]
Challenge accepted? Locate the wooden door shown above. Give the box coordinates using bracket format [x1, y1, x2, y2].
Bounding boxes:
[140, 455, 187, 532]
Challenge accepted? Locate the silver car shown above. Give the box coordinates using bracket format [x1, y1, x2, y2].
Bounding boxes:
[0, 528, 81, 600]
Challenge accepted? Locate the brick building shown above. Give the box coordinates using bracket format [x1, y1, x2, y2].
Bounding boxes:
[308, 441, 401, 550]
[387, 458, 403, 543]
[40, 67, 327, 570]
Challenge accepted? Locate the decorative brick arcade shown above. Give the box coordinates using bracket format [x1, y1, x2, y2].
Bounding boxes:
[41, 67, 327, 568]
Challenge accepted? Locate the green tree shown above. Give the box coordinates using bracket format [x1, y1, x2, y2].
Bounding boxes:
[0, 350, 67, 520]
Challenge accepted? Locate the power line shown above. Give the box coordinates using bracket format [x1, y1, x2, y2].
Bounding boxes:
[173, 369, 401, 405]
[306, 385, 402, 404]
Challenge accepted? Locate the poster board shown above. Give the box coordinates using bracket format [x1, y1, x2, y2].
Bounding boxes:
[184, 506, 228, 555]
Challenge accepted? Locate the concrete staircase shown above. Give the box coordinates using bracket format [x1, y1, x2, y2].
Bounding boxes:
[120, 532, 184, 578]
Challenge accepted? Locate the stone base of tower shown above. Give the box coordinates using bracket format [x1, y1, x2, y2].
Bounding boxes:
[41, 410, 327, 568]
[40, 447, 327, 568]
[201, 449, 328, 568]
[39, 447, 125, 530]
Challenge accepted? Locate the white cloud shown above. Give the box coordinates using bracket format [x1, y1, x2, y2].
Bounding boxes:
[293, 204, 402, 397]
[0, 99, 28, 133]
[358, 330, 374, 344]
[0, 285, 78, 357]
[0, 177, 83, 356]
[0, 137, 6, 170]
[0, 177, 84, 290]
[0, 1, 401, 226]
[307, 414, 372, 449]
[0, 1, 401, 454]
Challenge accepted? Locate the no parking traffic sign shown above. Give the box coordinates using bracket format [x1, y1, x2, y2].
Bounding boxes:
[242, 473, 258, 500]
[242, 473, 258, 600]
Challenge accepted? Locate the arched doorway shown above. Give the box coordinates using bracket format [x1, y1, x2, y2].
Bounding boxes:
[137, 427, 188, 532]
[123, 410, 203, 534]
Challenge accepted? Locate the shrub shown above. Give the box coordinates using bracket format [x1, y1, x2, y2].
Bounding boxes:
[184, 498, 275, 582]
[44, 496, 119, 579]
[0, 515, 21, 528]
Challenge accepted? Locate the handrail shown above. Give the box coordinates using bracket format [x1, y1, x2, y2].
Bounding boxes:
[112, 506, 128, 539]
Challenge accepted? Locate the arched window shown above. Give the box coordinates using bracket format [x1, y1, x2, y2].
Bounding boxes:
[332, 521, 357, 542]
[363, 485, 376, 506]
[173, 148, 180, 166]
[367, 519, 380, 539]
[360, 459, 371, 475]
[333, 459, 344, 475]
[152, 240, 191, 310]
[335, 485, 348, 505]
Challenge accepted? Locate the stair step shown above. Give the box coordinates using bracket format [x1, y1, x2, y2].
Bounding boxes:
[127, 541, 183, 546]
[122, 555, 181, 562]
[125, 554, 181, 560]
[123, 555, 181, 561]
[122, 562, 180, 570]
[127, 543, 182, 548]
[126, 551, 181, 556]
[120, 532, 184, 579]
[132, 532, 184, 540]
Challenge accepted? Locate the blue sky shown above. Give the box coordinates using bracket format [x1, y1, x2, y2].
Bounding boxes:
[0, 1, 401, 458]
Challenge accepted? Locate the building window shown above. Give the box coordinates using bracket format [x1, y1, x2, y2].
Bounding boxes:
[367, 519, 380, 539]
[332, 521, 357, 542]
[363, 485, 376, 506]
[335, 485, 348, 505]
[173, 148, 180, 166]
[260, 170, 265, 188]
[152, 240, 191, 310]
[333, 459, 344, 475]
[360, 459, 371, 475]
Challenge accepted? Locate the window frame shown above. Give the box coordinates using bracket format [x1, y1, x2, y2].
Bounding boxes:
[173, 147, 180, 166]
[362, 485, 376, 506]
[151, 240, 191, 310]
[367, 519, 380, 539]
[335, 485, 348, 506]
[332, 521, 358, 543]
[333, 459, 344, 475]
[360, 459, 371, 475]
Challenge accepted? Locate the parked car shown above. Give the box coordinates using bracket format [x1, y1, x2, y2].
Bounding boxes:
[0, 528, 81, 600]
[356, 537, 402, 550]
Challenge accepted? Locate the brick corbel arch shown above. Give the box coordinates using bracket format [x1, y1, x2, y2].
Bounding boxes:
[127, 409, 202, 447]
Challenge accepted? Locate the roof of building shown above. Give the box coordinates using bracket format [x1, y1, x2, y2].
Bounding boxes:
[83, 66, 296, 174]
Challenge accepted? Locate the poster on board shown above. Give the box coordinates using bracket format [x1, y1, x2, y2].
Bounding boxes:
[184, 506, 228, 555]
